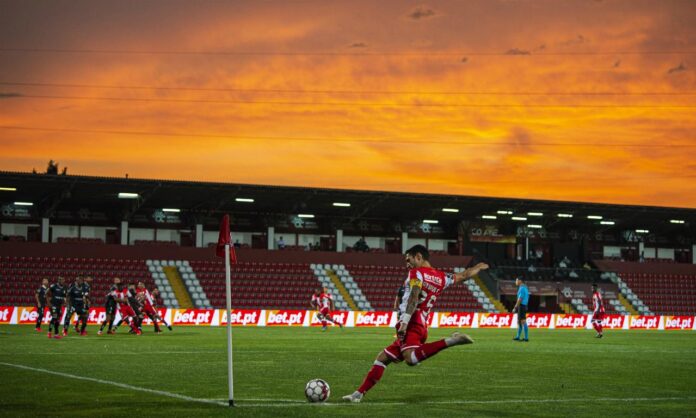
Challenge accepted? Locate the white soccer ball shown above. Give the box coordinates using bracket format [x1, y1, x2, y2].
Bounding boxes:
[304, 378, 330, 403]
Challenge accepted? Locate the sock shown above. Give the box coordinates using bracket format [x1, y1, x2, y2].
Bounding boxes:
[523, 323, 529, 340]
[415, 339, 448, 362]
[154, 319, 161, 332]
[108, 318, 114, 331]
[81, 320, 87, 333]
[515, 326, 522, 339]
[129, 318, 139, 333]
[321, 320, 327, 327]
[357, 361, 386, 394]
[53, 320, 59, 334]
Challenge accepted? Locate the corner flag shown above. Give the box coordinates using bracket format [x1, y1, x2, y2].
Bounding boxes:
[216, 214, 237, 264]
[216, 214, 236, 407]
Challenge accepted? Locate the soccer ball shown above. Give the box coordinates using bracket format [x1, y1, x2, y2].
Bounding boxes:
[304, 378, 330, 403]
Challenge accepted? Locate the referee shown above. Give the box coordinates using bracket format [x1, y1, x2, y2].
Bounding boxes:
[513, 277, 529, 342]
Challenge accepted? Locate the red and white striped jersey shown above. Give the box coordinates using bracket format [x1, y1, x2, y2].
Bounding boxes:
[116, 289, 131, 307]
[137, 288, 155, 308]
[592, 291, 605, 314]
[316, 292, 333, 310]
[399, 267, 454, 325]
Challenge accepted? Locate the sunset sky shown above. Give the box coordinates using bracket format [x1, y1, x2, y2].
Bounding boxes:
[0, 0, 694, 208]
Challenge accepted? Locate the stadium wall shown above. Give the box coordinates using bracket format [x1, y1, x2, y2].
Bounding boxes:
[2, 306, 695, 331]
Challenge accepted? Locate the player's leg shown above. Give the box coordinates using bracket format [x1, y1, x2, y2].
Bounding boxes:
[514, 320, 522, 340]
[98, 313, 111, 335]
[323, 311, 344, 328]
[36, 305, 44, 331]
[62, 306, 73, 335]
[343, 350, 394, 402]
[79, 310, 88, 334]
[402, 321, 474, 367]
[155, 313, 172, 330]
[592, 317, 603, 337]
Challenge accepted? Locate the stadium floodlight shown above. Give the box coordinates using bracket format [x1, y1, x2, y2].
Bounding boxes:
[527, 224, 543, 229]
[497, 210, 513, 215]
[442, 208, 459, 213]
[235, 198, 254, 203]
[13, 201, 33, 206]
[162, 208, 181, 213]
[670, 219, 685, 224]
[587, 215, 603, 220]
[557, 213, 573, 218]
[636, 229, 650, 233]
[333, 202, 351, 207]
[423, 219, 439, 224]
[0, 187, 17, 191]
[527, 212, 543, 217]
[482, 215, 497, 220]
[298, 214, 315, 218]
[511, 216, 527, 221]
[600, 220, 615, 225]
[118, 192, 139, 199]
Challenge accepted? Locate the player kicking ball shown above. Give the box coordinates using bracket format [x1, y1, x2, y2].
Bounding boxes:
[343, 245, 488, 403]
[310, 287, 343, 331]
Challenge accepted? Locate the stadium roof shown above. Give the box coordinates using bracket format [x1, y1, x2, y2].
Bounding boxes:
[0, 171, 694, 238]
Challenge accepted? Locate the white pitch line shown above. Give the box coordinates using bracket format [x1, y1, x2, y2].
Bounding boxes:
[0, 362, 226, 407]
[2, 362, 694, 409]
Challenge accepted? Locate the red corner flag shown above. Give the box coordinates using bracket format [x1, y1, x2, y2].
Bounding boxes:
[216, 214, 237, 264]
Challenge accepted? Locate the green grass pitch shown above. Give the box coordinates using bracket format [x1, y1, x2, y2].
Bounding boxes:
[1, 325, 695, 417]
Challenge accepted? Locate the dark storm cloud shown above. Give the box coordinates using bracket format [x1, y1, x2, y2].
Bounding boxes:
[350, 42, 367, 48]
[409, 6, 436, 20]
[461, 56, 468, 63]
[0, 92, 22, 99]
[613, 59, 621, 68]
[505, 48, 531, 55]
[667, 62, 687, 74]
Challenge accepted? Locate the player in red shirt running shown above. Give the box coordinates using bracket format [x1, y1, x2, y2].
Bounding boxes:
[113, 282, 141, 335]
[310, 287, 343, 331]
[343, 245, 488, 403]
[591, 283, 605, 338]
[136, 282, 172, 333]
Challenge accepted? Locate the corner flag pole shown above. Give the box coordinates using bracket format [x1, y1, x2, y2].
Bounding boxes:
[225, 242, 234, 407]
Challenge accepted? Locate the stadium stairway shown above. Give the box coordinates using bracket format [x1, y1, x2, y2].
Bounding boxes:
[163, 266, 194, 309]
[310, 264, 350, 311]
[559, 303, 576, 314]
[331, 264, 371, 310]
[325, 268, 358, 311]
[147, 260, 212, 309]
[470, 270, 506, 312]
[145, 260, 181, 308]
[617, 293, 639, 315]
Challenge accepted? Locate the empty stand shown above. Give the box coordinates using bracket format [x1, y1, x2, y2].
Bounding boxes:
[0, 256, 162, 307]
[347, 264, 485, 312]
[595, 260, 696, 315]
[188, 260, 319, 309]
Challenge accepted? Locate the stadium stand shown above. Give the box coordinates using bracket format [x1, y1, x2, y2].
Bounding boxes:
[56, 237, 104, 244]
[595, 260, 696, 315]
[346, 260, 487, 312]
[0, 255, 162, 307]
[188, 260, 320, 309]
